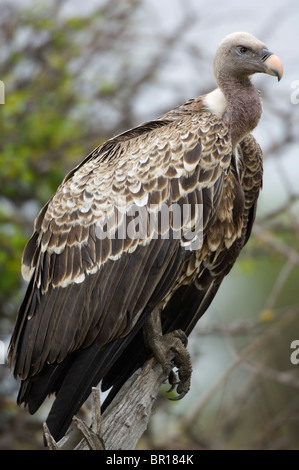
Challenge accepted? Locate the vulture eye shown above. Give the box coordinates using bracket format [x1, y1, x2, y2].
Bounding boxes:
[237, 46, 249, 55]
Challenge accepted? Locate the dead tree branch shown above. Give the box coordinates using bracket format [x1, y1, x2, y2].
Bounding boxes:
[44, 357, 171, 450]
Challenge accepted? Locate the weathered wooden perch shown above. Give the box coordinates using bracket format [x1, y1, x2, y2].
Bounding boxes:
[44, 356, 172, 450]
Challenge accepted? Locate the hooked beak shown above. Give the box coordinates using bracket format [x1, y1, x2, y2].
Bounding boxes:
[260, 48, 283, 81]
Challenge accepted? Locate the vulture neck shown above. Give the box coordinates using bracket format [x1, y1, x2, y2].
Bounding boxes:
[218, 76, 262, 149]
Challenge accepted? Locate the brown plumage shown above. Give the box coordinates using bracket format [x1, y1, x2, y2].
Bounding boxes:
[8, 32, 283, 443]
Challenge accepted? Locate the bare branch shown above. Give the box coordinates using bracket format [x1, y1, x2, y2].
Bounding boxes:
[45, 357, 170, 450]
[43, 423, 59, 450]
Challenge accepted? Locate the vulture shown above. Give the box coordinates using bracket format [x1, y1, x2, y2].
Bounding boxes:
[8, 32, 283, 443]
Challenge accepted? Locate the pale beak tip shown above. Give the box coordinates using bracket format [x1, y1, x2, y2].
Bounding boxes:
[265, 54, 283, 82]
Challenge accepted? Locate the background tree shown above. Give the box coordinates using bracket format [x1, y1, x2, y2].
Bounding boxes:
[0, 0, 298, 450]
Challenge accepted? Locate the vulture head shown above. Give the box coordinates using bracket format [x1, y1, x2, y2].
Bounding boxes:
[211, 32, 283, 146]
[213, 32, 283, 84]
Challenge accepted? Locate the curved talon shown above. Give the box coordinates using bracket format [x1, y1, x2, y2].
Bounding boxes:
[166, 381, 179, 393]
[168, 391, 187, 401]
[167, 370, 177, 388]
[166, 383, 176, 393]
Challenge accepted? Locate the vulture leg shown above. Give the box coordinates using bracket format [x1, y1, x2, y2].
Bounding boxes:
[143, 307, 192, 399]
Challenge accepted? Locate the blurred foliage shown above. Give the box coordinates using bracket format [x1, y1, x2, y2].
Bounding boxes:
[0, 0, 298, 452]
[0, 0, 140, 319]
[0, 2, 87, 315]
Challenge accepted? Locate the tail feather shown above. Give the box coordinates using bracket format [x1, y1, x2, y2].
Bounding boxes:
[46, 344, 109, 441]
[42, 313, 147, 443]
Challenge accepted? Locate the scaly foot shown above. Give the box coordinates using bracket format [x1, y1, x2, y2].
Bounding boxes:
[143, 308, 192, 399]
